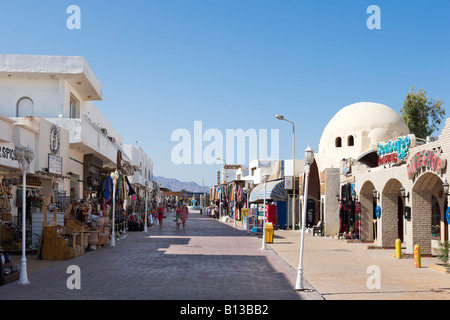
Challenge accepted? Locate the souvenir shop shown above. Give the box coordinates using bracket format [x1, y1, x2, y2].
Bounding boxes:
[337, 182, 361, 240]
[249, 179, 287, 231]
[209, 181, 248, 221]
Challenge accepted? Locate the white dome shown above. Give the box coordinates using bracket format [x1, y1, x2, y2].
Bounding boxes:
[318, 102, 410, 164]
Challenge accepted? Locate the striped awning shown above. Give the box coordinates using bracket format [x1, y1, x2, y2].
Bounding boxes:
[249, 179, 287, 202]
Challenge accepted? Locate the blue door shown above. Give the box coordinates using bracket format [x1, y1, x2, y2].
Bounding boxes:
[276, 201, 287, 229]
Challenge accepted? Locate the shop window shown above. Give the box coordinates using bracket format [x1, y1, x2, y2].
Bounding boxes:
[16, 97, 34, 117]
[431, 196, 441, 239]
[70, 94, 80, 118]
[335, 137, 342, 148]
[347, 135, 354, 146]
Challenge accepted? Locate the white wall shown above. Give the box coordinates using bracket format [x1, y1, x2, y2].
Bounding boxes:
[0, 78, 62, 117]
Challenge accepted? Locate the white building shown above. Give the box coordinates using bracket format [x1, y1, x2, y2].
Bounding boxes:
[0, 54, 138, 199]
[0, 54, 154, 249]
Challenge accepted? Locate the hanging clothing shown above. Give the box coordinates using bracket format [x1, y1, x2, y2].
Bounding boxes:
[125, 176, 136, 196]
[103, 176, 113, 202]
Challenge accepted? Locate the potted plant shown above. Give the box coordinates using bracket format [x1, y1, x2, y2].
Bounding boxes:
[437, 241, 450, 267]
[430, 241, 450, 274]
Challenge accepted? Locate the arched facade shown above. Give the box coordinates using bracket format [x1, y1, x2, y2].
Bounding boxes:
[299, 101, 450, 253]
[410, 172, 446, 255]
[351, 119, 450, 255]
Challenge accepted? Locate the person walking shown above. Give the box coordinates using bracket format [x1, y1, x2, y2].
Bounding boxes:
[157, 204, 164, 229]
[175, 202, 182, 230]
[181, 203, 189, 230]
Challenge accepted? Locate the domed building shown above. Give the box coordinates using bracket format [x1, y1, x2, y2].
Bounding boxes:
[317, 102, 410, 169]
[305, 101, 449, 256]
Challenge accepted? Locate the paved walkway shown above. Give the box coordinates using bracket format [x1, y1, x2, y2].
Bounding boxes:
[266, 228, 450, 300]
[2, 211, 450, 300]
[0, 211, 321, 300]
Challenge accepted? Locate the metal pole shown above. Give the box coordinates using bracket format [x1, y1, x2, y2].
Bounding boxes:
[18, 169, 29, 285]
[292, 123, 295, 230]
[246, 190, 250, 235]
[262, 178, 267, 250]
[111, 175, 117, 247]
[296, 162, 310, 290]
[144, 185, 148, 233]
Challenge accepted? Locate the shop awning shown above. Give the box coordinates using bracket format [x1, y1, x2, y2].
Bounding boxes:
[249, 179, 287, 202]
[356, 148, 378, 168]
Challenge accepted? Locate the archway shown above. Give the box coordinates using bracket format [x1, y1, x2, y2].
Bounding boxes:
[16, 97, 34, 117]
[381, 179, 404, 247]
[411, 172, 445, 255]
[306, 159, 321, 228]
[359, 181, 376, 241]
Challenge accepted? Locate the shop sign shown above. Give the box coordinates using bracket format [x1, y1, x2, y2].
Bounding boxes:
[375, 205, 381, 218]
[284, 176, 293, 190]
[342, 158, 352, 175]
[50, 124, 60, 155]
[320, 170, 325, 195]
[407, 150, 446, 179]
[377, 134, 415, 166]
[48, 154, 62, 175]
[0, 144, 16, 162]
[298, 175, 303, 194]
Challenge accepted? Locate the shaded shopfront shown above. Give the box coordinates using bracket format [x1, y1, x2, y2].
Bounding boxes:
[353, 121, 450, 255]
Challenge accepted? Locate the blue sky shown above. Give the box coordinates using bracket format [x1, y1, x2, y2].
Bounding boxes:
[1, 0, 449, 186]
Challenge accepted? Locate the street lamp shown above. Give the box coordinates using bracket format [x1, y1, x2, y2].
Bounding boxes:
[295, 144, 314, 290]
[261, 174, 270, 250]
[14, 144, 34, 285]
[243, 186, 250, 235]
[144, 180, 149, 233]
[399, 186, 410, 201]
[275, 114, 296, 231]
[216, 157, 227, 219]
[111, 170, 119, 246]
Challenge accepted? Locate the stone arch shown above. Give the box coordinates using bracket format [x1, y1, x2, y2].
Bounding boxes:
[411, 172, 445, 255]
[306, 159, 321, 228]
[16, 96, 34, 117]
[381, 178, 403, 247]
[359, 180, 376, 241]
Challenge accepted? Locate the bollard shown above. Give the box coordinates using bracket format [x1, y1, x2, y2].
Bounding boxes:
[395, 239, 402, 259]
[414, 244, 421, 268]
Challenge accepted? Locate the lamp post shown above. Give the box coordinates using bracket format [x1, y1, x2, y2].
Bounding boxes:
[261, 174, 270, 250]
[216, 157, 227, 219]
[111, 170, 119, 247]
[295, 144, 314, 290]
[233, 183, 237, 227]
[275, 114, 296, 231]
[443, 180, 449, 196]
[144, 180, 149, 233]
[243, 186, 250, 235]
[14, 144, 34, 285]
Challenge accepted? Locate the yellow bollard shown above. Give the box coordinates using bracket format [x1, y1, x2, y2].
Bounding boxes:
[395, 239, 402, 258]
[414, 244, 421, 268]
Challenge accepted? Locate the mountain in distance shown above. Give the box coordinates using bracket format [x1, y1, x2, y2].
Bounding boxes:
[154, 176, 209, 193]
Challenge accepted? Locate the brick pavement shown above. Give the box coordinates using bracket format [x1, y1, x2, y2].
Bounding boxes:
[266, 229, 450, 300]
[5, 211, 447, 301]
[0, 211, 322, 301]
[217, 217, 450, 300]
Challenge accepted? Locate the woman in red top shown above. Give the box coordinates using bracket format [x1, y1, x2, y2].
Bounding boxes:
[157, 204, 164, 228]
[181, 204, 189, 230]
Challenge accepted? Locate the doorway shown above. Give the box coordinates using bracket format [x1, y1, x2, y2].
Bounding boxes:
[397, 196, 404, 242]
